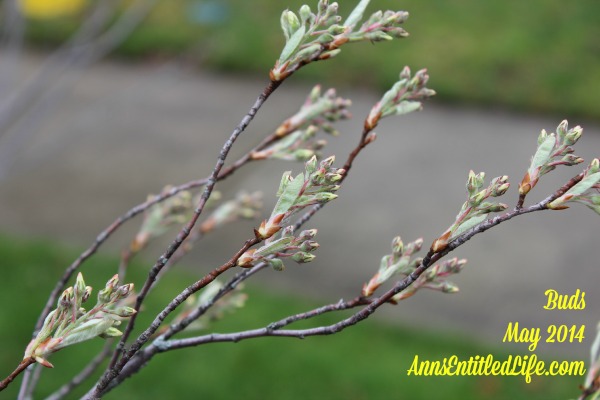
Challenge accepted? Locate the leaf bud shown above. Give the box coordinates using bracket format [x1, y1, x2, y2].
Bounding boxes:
[292, 252, 316, 264]
[327, 24, 346, 35]
[564, 126, 583, 146]
[391, 236, 404, 255]
[114, 306, 137, 318]
[300, 240, 320, 252]
[298, 229, 318, 241]
[320, 155, 336, 169]
[237, 249, 257, 268]
[268, 258, 285, 272]
[556, 120, 568, 140]
[294, 149, 315, 161]
[299, 5, 312, 23]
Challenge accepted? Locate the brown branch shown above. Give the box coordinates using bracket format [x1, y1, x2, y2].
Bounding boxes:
[136, 170, 588, 351]
[91, 169, 588, 397]
[107, 79, 281, 370]
[0, 358, 35, 391]
[33, 90, 291, 336]
[86, 235, 261, 399]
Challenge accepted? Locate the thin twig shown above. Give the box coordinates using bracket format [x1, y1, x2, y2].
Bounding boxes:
[87, 157, 587, 398]
[98, 263, 269, 392]
[86, 235, 261, 399]
[33, 102, 290, 336]
[108, 79, 281, 367]
[128, 171, 586, 353]
[0, 357, 35, 391]
[44, 341, 114, 400]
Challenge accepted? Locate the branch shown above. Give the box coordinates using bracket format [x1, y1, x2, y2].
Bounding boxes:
[32, 85, 290, 336]
[0, 357, 35, 391]
[85, 235, 261, 399]
[44, 341, 114, 400]
[107, 79, 281, 368]
[131, 170, 586, 351]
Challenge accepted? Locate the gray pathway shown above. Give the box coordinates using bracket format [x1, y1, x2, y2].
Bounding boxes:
[1, 53, 598, 358]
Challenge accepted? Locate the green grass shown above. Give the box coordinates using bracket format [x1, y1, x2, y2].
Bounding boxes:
[0, 235, 584, 399]
[24, 0, 600, 120]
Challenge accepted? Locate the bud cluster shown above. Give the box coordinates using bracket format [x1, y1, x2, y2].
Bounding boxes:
[170, 280, 248, 333]
[238, 227, 319, 271]
[271, 0, 410, 81]
[200, 191, 263, 234]
[365, 67, 435, 130]
[390, 257, 467, 303]
[256, 155, 342, 240]
[24, 273, 136, 368]
[252, 86, 352, 162]
[432, 171, 510, 253]
[519, 120, 584, 196]
[362, 236, 423, 297]
[131, 186, 193, 252]
[547, 158, 600, 213]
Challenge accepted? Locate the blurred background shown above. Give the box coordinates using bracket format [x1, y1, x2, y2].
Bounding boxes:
[1, 0, 599, 398]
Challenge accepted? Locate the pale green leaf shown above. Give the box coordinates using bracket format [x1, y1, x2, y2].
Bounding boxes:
[279, 25, 306, 63]
[272, 173, 305, 217]
[344, 0, 370, 28]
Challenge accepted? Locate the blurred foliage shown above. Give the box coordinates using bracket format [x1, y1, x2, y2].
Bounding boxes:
[0, 234, 582, 399]
[19, 0, 87, 19]
[21, 0, 600, 120]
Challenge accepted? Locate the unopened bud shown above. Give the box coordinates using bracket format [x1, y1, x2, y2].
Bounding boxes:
[294, 149, 315, 161]
[556, 120, 569, 140]
[299, 5, 312, 22]
[320, 155, 336, 169]
[115, 283, 134, 300]
[237, 249, 257, 268]
[269, 258, 285, 272]
[298, 229, 318, 241]
[292, 252, 316, 263]
[300, 240, 320, 252]
[391, 236, 404, 255]
[565, 126, 583, 145]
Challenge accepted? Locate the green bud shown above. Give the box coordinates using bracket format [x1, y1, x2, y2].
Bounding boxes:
[391, 236, 404, 255]
[556, 120, 568, 140]
[299, 5, 312, 23]
[298, 229, 318, 241]
[269, 258, 285, 271]
[365, 31, 394, 41]
[562, 154, 584, 166]
[441, 282, 460, 293]
[318, 0, 329, 13]
[318, 33, 335, 44]
[300, 240, 320, 252]
[294, 149, 315, 161]
[292, 252, 316, 263]
[281, 10, 301, 39]
[405, 238, 423, 255]
[309, 85, 321, 102]
[564, 126, 583, 146]
[320, 155, 336, 169]
[114, 306, 137, 318]
[115, 283, 134, 300]
[327, 24, 346, 35]
[75, 273, 86, 296]
[314, 192, 338, 204]
[100, 327, 123, 338]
